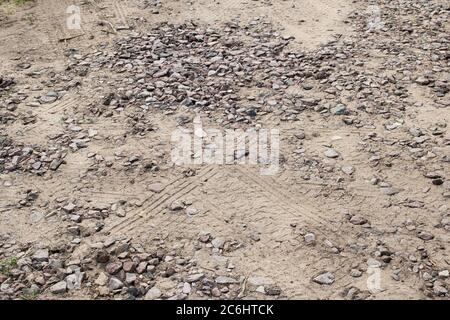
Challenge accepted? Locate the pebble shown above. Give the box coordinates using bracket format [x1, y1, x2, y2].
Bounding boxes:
[109, 277, 124, 290]
[211, 238, 225, 249]
[169, 200, 184, 211]
[215, 276, 239, 284]
[341, 166, 354, 175]
[62, 203, 76, 213]
[349, 215, 368, 225]
[324, 148, 339, 159]
[185, 273, 205, 283]
[32, 249, 49, 262]
[96, 250, 110, 264]
[66, 271, 85, 290]
[182, 282, 191, 294]
[125, 273, 137, 285]
[304, 233, 316, 244]
[95, 273, 109, 286]
[105, 262, 123, 275]
[417, 231, 434, 241]
[331, 104, 348, 115]
[438, 270, 449, 279]
[433, 282, 448, 296]
[148, 183, 165, 193]
[350, 269, 362, 277]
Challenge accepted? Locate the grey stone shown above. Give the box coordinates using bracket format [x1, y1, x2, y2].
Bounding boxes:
[66, 271, 85, 290]
[125, 273, 137, 285]
[185, 273, 205, 283]
[50, 281, 67, 294]
[145, 286, 162, 300]
[215, 276, 239, 284]
[331, 104, 348, 115]
[32, 249, 49, 262]
[304, 233, 316, 244]
[109, 277, 124, 290]
[349, 215, 368, 225]
[324, 148, 339, 158]
[313, 272, 335, 285]
[95, 272, 109, 286]
[417, 231, 434, 241]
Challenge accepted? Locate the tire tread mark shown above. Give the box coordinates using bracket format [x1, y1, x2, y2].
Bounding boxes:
[116, 169, 220, 234]
[107, 166, 217, 233]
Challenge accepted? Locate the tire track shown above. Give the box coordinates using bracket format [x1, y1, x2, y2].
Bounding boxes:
[235, 166, 349, 246]
[115, 169, 220, 235]
[106, 166, 217, 234]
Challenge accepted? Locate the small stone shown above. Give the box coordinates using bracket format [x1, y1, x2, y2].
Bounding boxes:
[88, 129, 98, 137]
[125, 273, 137, 285]
[186, 206, 198, 216]
[422, 272, 433, 281]
[304, 233, 316, 244]
[96, 250, 110, 264]
[417, 231, 434, 241]
[350, 269, 362, 277]
[62, 202, 76, 213]
[341, 166, 354, 175]
[415, 76, 430, 85]
[95, 272, 109, 286]
[265, 285, 282, 296]
[32, 249, 49, 262]
[331, 104, 348, 115]
[433, 282, 448, 296]
[324, 148, 339, 158]
[97, 286, 110, 296]
[145, 286, 162, 300]
[109, 277, 124, 290]
[66, 271, 84, 290]
[248, 276, 274, 288]
[350, 215, 368, 225]
[211, 287, 221, 297]
[182, 282, 191, 294]
[438, 270, 449, 279]
[105, 261, 122, 275]
[169, 200, 184, 211]
[164, 267, 176, 277]
[39, 95, 57, 104]
[136, 262, 148, 274]
[215, 276, 239, 284]
[123, 261, 136, 272]
[49, 159, 64, 171]
[185, 273, 204, 283]
[313, 272, 335, 285]
[198, 231, 211, 243]
[31, 162, 42, 170]
[50, 281, 67, 294]
[211, 238, 224, 249]
[381, 187, 401, 196]
[148, 183, 165, 193]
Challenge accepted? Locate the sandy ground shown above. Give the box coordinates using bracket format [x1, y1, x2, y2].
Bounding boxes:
[0, 0, 449, 300]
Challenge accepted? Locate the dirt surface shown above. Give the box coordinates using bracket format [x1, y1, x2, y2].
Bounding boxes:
[0, 0, 449, 300]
